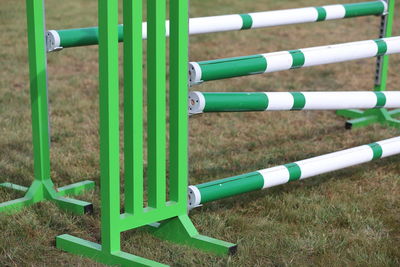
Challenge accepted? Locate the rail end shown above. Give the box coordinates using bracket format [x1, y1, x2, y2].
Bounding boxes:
[188, 91, 205, 115]
[188, 185, 202, 210]
[46, 30, 63, 52]
[189, 62, 203, 86]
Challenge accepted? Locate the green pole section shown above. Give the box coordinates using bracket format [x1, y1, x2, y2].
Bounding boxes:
[203, 93, 268, 112]
[197, 172, 264, 204]
[98, 0, 121, 253]
[344, 1, 386, 17]
[198, 55, 267, 82]
[55, 25, 124, 48]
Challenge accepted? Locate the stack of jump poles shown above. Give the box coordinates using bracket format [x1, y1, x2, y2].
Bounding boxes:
[185, 1, 400, 208]
[46, 1, 400, 211]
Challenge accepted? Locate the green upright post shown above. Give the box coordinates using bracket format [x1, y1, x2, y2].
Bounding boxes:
[0, 0, 94, 214]
[56, 0, 236, 265]
[337, 0, 400, 128]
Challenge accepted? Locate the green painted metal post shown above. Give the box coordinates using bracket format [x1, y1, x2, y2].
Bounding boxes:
[169, 0, 189, 205]
[337, 0, 400, 129]
[123, 0, 143, 215]
[0, 0, 94, 214]
[97, 0, 121, 254]
[147, 0, 167, 209]
[56, 0, 236, 265]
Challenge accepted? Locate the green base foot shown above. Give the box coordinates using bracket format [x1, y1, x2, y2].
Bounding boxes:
[149, 215, 237, 256]
[56, 214, 237, 267]
[337, 108, 400, 129]
[0, 196, 34, 213]
[56, 234, 167, 267]
[0, 179, 95, 215]
[0, 182, 29, 192]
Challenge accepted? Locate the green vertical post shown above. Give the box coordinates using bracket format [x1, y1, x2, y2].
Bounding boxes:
[98, 0, 121, 253]
[123, 0, 143, 214]
[0, 0, 94, 214]
[26, 0, 51, 183]
[147, 0, 167, 208]
[169, 0, 189, 206]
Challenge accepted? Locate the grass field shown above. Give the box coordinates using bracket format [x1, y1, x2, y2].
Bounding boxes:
[1, 0, 400, 266]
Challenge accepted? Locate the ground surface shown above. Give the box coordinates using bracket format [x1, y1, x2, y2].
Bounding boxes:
[1, 0, 400, 266]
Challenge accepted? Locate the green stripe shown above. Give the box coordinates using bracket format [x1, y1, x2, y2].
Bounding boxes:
[374, 39, 388, 56]
[289, 50, 305, 69]
[196, 172, 265, 204]
[240, 14, 253, 30]
[344, 1, 386, 18]
[203, 92, 268, 112]
[285, 163, 302, 182]
[374, 92, 386, 108]
[199, 55, 267, 81]
[290, 92, 306, 110]
[315, 7, 327, 21]
[58, 25, 124, 48]
[368, 143, 383, 160]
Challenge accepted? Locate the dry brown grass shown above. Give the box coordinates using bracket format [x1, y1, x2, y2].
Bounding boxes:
[1, 0, 400, 266]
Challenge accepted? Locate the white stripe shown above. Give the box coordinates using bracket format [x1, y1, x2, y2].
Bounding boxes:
[143, 15, 243, 39]
[377, 137, 400, 158]
[258, 166, 290, 189]
[296, 145, 374, 179]
[301, 40, 378, 67]
[264, 92, 294, 110]
[249, 7, 319, 29]
[302, 92, 377, 110]
[189, 15, 243, 35]
[382, 92, 400, 108]
[323, 4, 346, 20]
[382, 37, 400, 54]
[262, 51, 293, 73]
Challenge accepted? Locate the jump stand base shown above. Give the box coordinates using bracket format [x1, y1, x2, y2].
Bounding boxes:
[337, 108, 400, 129]
[149, 215, 237, 256]
[57, 215, 236, 267]
[0, 179, 94, 215]
[56, 234, 165, 267]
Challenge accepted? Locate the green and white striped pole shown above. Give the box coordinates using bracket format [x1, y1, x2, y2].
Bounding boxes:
[46, 1, 387, 51]
[188, 91, 400, 114]
[188, 136, 400, 209]
[189, 36, 400, 85]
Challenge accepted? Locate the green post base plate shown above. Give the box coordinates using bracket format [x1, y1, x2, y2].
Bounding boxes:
[56, 214, 236, 266]
[0, 179, 94, 215]
[337, 108, 400, 129]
